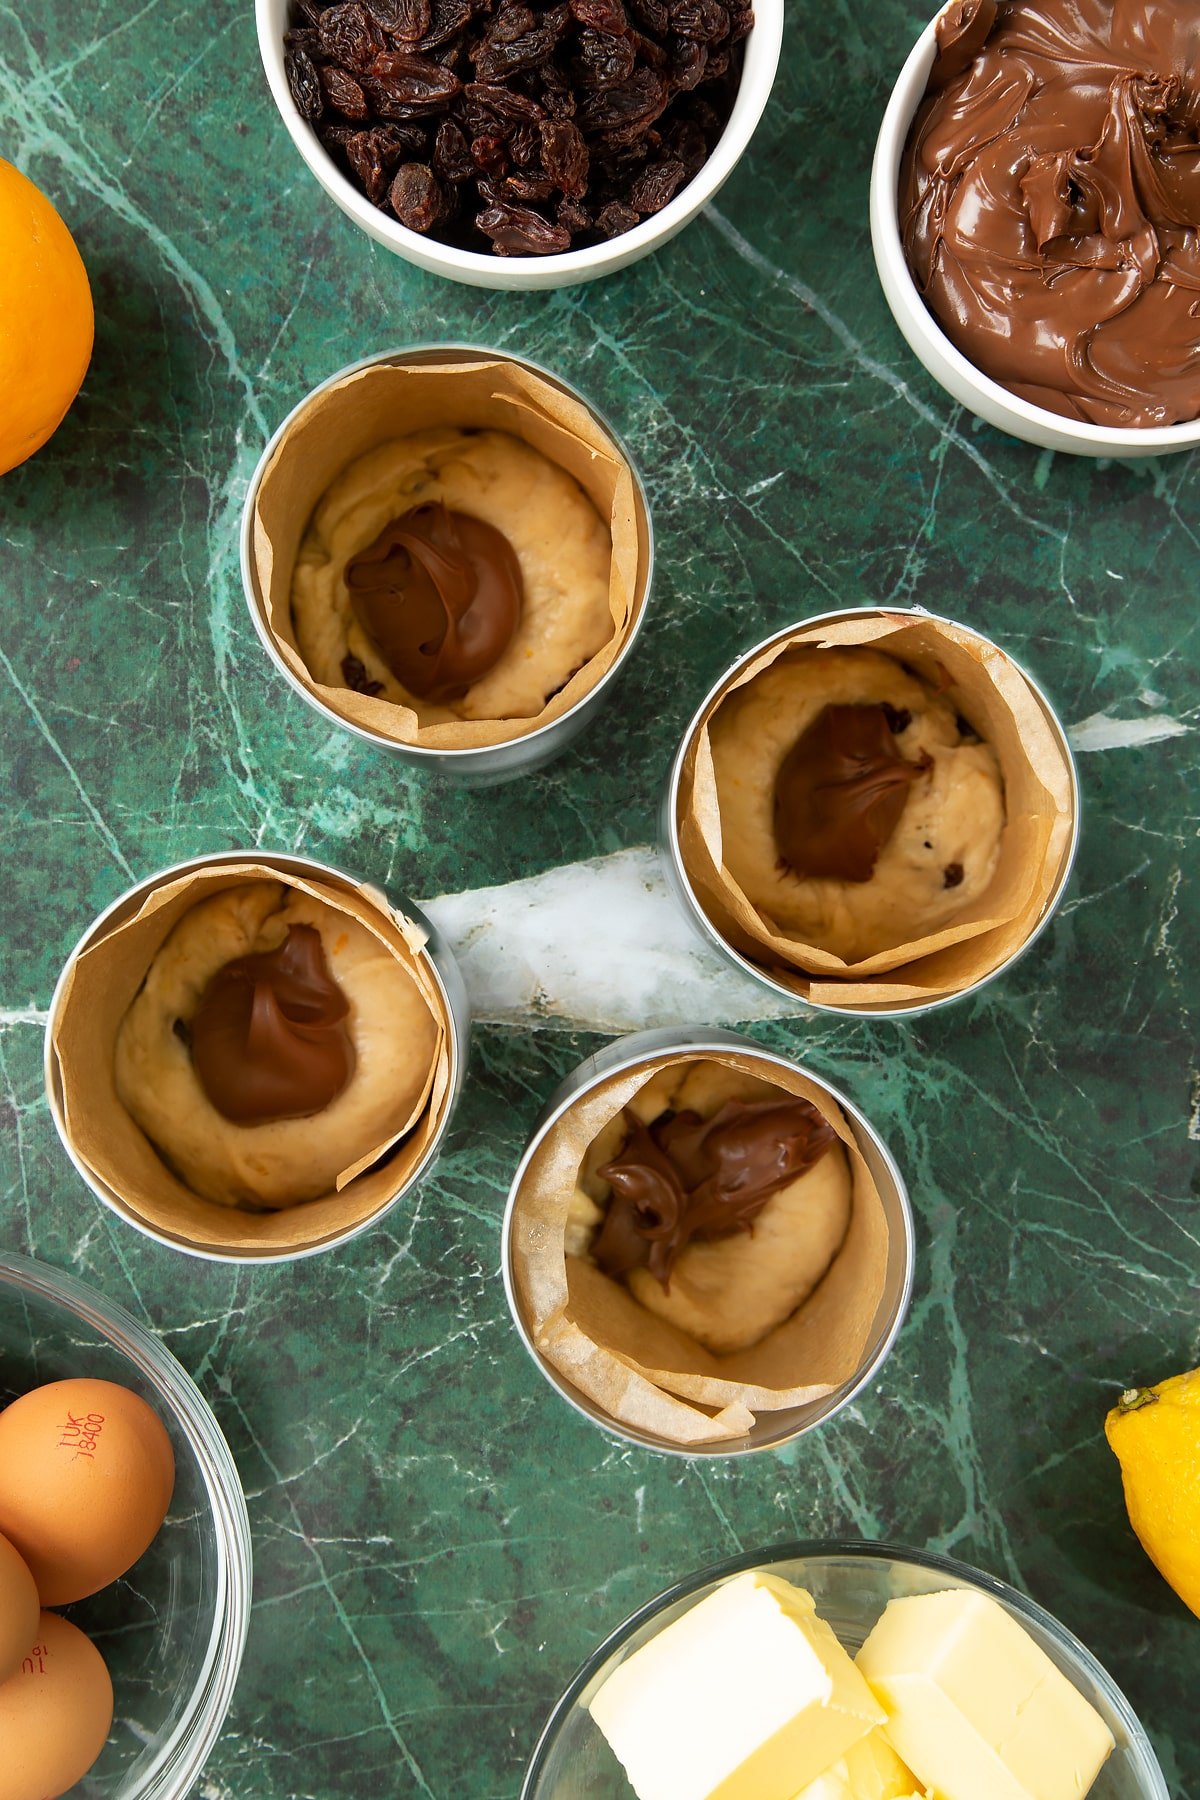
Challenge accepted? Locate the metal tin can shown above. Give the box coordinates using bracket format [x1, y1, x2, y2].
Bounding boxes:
[239, 344, 655, 785]
[660, 608, 1081, 1018]
[501, 1026, 914, 1457]
[44, 850, 470, 1263]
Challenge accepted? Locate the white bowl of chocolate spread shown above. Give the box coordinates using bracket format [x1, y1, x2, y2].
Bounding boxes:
[871, 0, 1200, 456]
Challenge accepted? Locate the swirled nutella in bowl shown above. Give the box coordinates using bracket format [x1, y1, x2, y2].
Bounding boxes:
[901, 0, 1200, 426]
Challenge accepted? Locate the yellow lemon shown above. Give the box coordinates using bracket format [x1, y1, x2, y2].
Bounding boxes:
[1105, 1366, 1200, 1618]
[0, 158, 94, 476]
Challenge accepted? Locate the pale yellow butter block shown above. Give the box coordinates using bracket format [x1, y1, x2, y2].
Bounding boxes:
[792, 1727, 924, 1799]
[855, 1590, 1114, 1800]
[589, 1571, 885, 1800]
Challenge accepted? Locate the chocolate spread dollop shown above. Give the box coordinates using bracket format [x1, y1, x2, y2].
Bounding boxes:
[773, 704, 924, 883]
[900, 0, 1200, 426]
[344, 502, 523, 701]
[593, 1098, 836, 1290]
[190, 924, 355, 1126]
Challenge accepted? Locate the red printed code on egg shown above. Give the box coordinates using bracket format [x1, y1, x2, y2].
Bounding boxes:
[57, 1409, 105, 1459]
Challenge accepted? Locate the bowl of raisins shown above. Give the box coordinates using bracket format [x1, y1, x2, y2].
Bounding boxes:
[259, 0, 784, 288]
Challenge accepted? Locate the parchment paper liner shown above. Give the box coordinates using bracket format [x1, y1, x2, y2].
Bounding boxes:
[510, 1050, 890, 1447]
[677, 613, 1076, 1007]
[251, 357, 647, 749]
[49, 862, 453, 1255]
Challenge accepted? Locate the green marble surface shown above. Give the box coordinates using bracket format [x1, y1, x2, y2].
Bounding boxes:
[2, 0, 1199, 1794]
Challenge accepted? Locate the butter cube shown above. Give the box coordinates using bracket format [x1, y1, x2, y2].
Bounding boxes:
[589, 1571, 885, 1800]
[792, 1728, 924, 1799]
[856, 1589, 1114, 1800]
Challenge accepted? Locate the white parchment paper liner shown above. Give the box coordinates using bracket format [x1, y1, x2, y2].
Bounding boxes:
[49, 862, 452, 1256]
[251, 357, 648, 748]
[677, 613, 1076, 1007]
[510, 1051, 890, 1447]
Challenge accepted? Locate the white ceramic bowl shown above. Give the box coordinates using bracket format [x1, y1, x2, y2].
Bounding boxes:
[870, 7, 1200, 458]
[256, 0, 784, 289]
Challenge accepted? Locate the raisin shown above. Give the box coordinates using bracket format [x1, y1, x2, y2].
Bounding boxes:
[557, 195, 592, 233]
[661, 114, 707, 173]
[541, 118, 589, 196]
[882, 703, 912, 736]
[472, 6, 569, 79]
[284, 25, 321, 53]
[628, 0, 668, 30]
[471, 132, 510, 173]
[943, 862, 965, 889]
[627, 156, 685, 212]
[669, 38, 708, 90]
[341, 654, 384, 695]
[321, 63, 372, 118]
[285, 46, 325, 120]
[318, 2, 387, 70]
[578, 67, 668, 143]
[509, 121, 541, 166]
[476, 198, 572, 253]
[365, 0, 432, 36]
[365, 51, 463, 114]
[569, 0, 628, 28]
[727, 5, 753, 42]
[432, 117, 475, 180]
[596, 197, 638, 235]
[389, 161, 445, 228]
[574, 28, 636, 88]
[463, 81, 545, 128]
[415, 0, 472, 48]
[670, 0, 729, 41]
[504, 170, 557, 201]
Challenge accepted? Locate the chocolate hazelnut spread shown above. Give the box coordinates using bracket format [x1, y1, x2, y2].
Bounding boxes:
[345, 501, 523, 701]
[900, 0, 1200, 426]
[593, 1098, 836, 1289]
[773, 705, 924, 882]
[190, 924, 355, 1126]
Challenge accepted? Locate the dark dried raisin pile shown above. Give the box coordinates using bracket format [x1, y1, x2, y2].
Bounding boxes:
[283, 0, 753, 256]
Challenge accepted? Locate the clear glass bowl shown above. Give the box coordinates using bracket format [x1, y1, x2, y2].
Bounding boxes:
[0, 1252, 252, 1798]
[522, 1541, 1168, 1800]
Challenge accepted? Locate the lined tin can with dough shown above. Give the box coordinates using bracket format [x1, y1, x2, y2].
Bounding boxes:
[43, 850, 470, 1263]
[659, 607, 1081, 1019]
[240, 344, 655, 786]
[501, 1026, 914, 1457]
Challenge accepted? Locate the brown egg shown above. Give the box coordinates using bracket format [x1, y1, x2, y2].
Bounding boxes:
[0, 1611, 113, 1800]
[0, 1378, 175, 1605]
[0, 1532, 39, 1684]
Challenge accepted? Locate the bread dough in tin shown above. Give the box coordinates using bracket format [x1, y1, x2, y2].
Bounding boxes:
[115, 881, 439, 1209]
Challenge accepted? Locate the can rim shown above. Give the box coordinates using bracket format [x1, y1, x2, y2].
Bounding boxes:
[500, 1027, 914, 1459]
[663, 606, 1082, 1018]
[238, 343, 656, 763]
[42, 849, 468, 1264]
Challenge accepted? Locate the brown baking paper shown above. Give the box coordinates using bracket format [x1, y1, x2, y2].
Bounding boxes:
[49, 863, 454, 1256]
[250, 357, 649, 749]
[678, 613, 1076, 1008]
[510, 1052, 891, 1448]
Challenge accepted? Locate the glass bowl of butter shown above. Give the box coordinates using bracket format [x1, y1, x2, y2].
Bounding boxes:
[521, 1541, 1167, 1800]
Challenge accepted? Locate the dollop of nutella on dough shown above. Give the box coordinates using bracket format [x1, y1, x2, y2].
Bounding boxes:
[344, 502, 523, 701]
[190, 924, 355, 1126]
[773, 704, 924, 883]
[593, 1098, 836, 1289]
[900, 0, 1200, 426]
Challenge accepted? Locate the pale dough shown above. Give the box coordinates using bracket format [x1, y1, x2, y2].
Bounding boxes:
[710, 647, 1005, 962]
[291, 428, 614, 725]
[571, 1061, 852, 1355]
[115, 881, 440, 1209]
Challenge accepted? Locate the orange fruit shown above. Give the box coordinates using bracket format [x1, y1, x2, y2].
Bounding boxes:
[0, 158, 93, 476]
